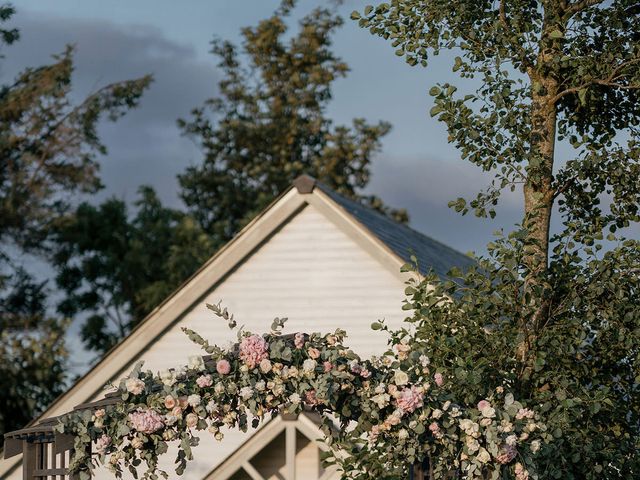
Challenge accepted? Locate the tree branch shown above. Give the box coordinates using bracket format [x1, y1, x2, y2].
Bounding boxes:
[550, 58, 640, 104]
[565, 0, 604, 17]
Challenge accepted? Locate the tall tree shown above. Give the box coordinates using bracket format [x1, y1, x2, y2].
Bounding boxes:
[347, 0, 640, 478]
[178, 3, 405, 246]
[53, 187, 213, 355]
[0, 2, 150, 442]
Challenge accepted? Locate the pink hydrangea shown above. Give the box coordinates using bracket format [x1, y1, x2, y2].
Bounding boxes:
[396, 385, 424, 413]
[128, 409, 164, 434]
[196, 374, 213, 388]
[95, 434, 111, 454]
[216, 359, 231, 375]
[434, 372, 444, 387]
[496, 444, 517, 464]
[239, 335, 269, 369]
[294, 332, 305, 349]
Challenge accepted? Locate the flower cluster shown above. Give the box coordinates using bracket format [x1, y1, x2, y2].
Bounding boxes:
[56, 318, 547, 480]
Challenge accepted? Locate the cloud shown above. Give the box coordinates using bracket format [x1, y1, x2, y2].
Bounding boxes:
[3, 10, 218, 207]
[368, 155, 523, 254]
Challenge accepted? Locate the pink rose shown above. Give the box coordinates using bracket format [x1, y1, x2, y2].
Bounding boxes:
[164, 395, 177, 409]
[216, 359, 231, 375]
[323, 361, 333, 372]
[128, 409, 164, 434]
[477, 399, 491, 411]
[239, 335, 269, 369]
[196, 374, 213, 388]
[434, 372, 444, 387]
[429, 422, 440, 433]
[396, 386, 424, 413]
[305, 389, 319, 405]
[308, 347, 321, 359]
[171, 406, 183, 418]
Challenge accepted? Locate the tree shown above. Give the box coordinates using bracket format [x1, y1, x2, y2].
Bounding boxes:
[178, 3, 405, 247]
[0, 2, 150, 443]
[53, 187, 213, 355]
[348, 0, 640, 478]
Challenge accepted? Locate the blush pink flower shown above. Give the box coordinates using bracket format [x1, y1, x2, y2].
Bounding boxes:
[95, 434, 111, 454]
[396, 385, 424, 413]
[128, 409, 164, 434]
[239, 335, 269, 369]
[216, 359, 231, 375]
[429, 422, 440, 434]
[308, 347, 321, 359]
[434, 372, 444, 387]
[477, 399, 491, 411]
[496, 444, 517, 464]
[323, 361, 333, 372]
[515, 462, 529, 480]
[294, 332, 305, 349]
[164, 395, 177, 409]
[305, 389, 319, 405]
[196, 374, 213, 388]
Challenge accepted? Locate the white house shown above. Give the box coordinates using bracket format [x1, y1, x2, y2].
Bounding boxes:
[1, 175, 473, 480]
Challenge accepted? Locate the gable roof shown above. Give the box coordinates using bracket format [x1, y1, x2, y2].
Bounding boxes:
[312, 180, 475, 277]
[1, 176, 472, 478]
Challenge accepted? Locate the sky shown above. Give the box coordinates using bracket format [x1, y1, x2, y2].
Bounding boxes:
[6, 0, 523, 254]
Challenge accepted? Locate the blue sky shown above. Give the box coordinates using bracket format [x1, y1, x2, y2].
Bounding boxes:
[7, 0, 521, 257]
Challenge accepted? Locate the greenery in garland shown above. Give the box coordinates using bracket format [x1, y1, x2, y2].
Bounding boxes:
[56, 303, 546, 480]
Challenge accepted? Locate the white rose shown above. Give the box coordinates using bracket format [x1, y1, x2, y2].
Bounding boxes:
[302, 359, 317, 373]
[289, 393, 301, 404]
[188, 355, 204, 371]
[125, 377, 145, 395]
[259, 358, 272, 373]
[371, 393, 390, 409]
[159, 370, 176, 387]
[530, 439, 541, 453]
[481, 406, 496, 418]
[394, 370, 409, 386]
[240, 386, 253, 400]
[187, 394, 201, 407]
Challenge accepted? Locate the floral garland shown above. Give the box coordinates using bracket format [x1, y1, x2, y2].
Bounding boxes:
[55, 306, 548, 480]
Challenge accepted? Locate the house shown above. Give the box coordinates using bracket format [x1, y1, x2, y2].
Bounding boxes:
[0, 175, 473, 480]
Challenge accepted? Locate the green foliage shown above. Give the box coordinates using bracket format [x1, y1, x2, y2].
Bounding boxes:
[350, 0, 640, 477]
[178, 3, 405, 247]
[0, 267, 69, 447]
[0, 2, 150, 443]
[53, 187, 214, 355]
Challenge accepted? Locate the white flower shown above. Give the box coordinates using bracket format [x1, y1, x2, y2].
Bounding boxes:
[419, 355, 430, 367]
[431, 409, 443, 419]
[466, 438, 480, 454]
[397, 428, 409, 441]
[259, 358, 272, 373]
[159, 369, 176, 387]
[506, 434, 518, 446]
[188, 355, 204, 371]
[240, 386, 253, 400]
[255, 380, 266, 392]
[394, 370, 409, 386]
[481, 406, 496, 418]
[371, 393, 391, 409]
[450, 406, 462, 418]
[289, 393, 301, 404]
[214, 383, 225, 395]
[205, 401, 218, 414]
[374, 383, 386, 394]
[125, 377, 145, 395]
[443, 400, 451, 411]
[187, 394, 201, 407]
[530, 439, 541, 453]
[476, 448, 491, 464]
[302, 359, 317, 373]
[164, 414, 178, 426]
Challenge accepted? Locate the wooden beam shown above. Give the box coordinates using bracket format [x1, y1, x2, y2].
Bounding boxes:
[22, 442, 35, 480]
[241, 461, 266, 480]
[285, 424, 296, 480]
